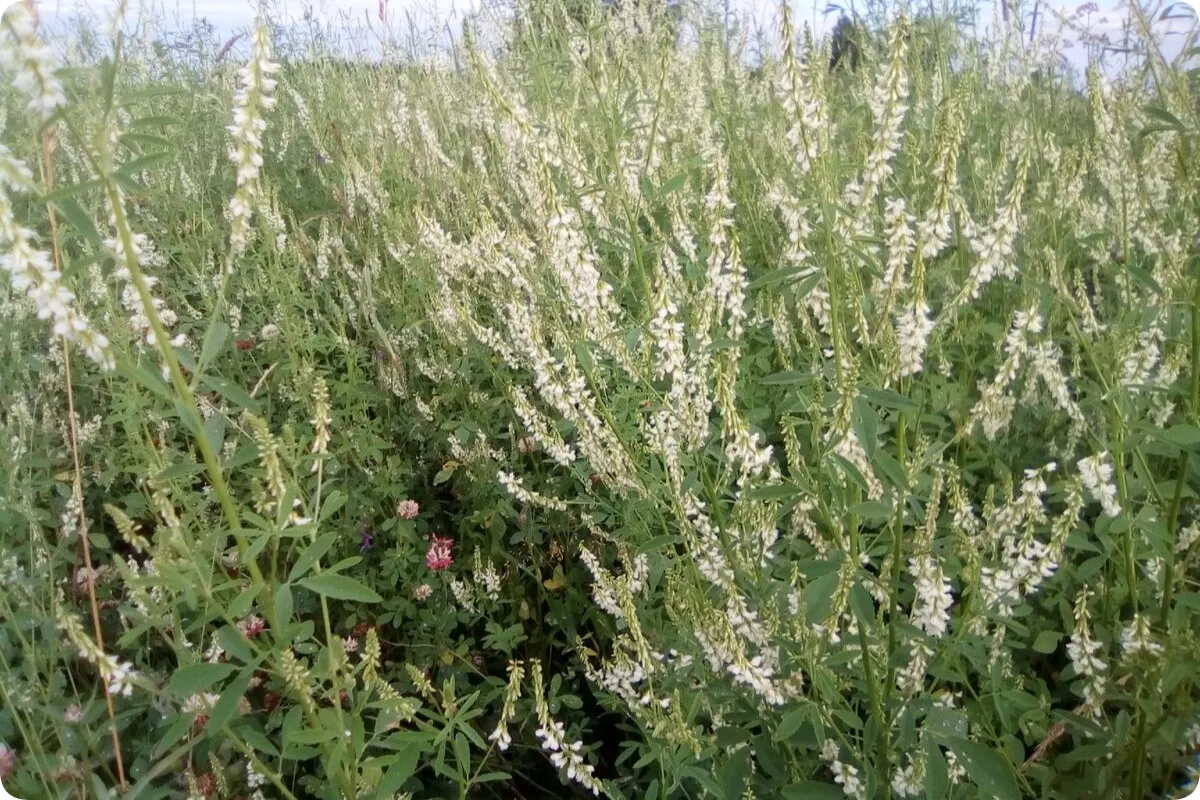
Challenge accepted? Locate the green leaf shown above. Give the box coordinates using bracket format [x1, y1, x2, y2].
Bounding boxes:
[721, 752, 751, 799]
[289, 727, 339, 745]
[227, 585, 260, 619]
[115, 151, 173, 178]
[327, 556, 362, 573]
[752, 735, 786, 780]
[289, 533, 339, 582]
[859, 386, 919, 411]
[873, 450, 908, 491]
[849, 501, 891, 522]
[320, 489, 348, 521]
[471, 772, 512, 784]
[849, 582, 876, 627]
[773, 706, 810, 743]
[53, 197, 102, 246]
[453, 731, 471, 771]
[205, 659, 260, 733]
[120, 131, 175, 150]
[274, 583, 294, 625]
[943, 737, 1020, 800]
[375, 745, 423, 797]
[748, 483, 803, 501]
[215, 625, 253, 663]
[203, 414, 226, 463]
[804, 569, 841, 625]
[760, 370, 814, 386]
[154, 461, 205, 483]
[1155, 424, 1200, 449]
[924, 739, 950, 799]
[1142, 104, 1185, 132]
[117, 359, 175, 403]
[40, 178, 104, 205]
[200, 375, 261, 414]
[239, 726, 280, 757]
[129, 114, 184, 128]
[636, 534, 681, 554]
[197, 322, 231, 374]
[748, 267, 818, 294]
[151, 714, 194, 759]
[299, 573, 382, 603]
[1031, 630, 1061, 654]
[167, 663, 235, 696]
[656, 171, 689, 198]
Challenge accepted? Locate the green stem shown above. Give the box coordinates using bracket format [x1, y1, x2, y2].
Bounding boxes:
[856, 619, 890, 799]
[1161, 279, 1200, 625]
[885, 410, 908, 694]
[1109, 420, 1138, 614]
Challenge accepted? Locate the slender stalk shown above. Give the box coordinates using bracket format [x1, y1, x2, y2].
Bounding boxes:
[1160, 279, 1200, 626]
[885, 410, 908, 693]
[40, 126, 127, 791]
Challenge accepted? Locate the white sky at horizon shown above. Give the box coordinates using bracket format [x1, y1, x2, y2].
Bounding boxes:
[16, 0, 1200, 67]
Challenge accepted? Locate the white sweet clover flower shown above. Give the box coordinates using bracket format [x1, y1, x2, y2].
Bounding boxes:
[0, 4, 67, 117]
[1078, 452, 1120, 518]
[227, 19, 280, 254]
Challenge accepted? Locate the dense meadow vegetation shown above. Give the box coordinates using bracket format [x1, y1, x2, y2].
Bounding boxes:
[2, 0, 1200, 797]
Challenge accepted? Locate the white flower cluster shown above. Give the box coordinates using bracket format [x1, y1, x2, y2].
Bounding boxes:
[579, 545, 649, 622]
[845, 16, 909, 218]
[777, 4, 826, 177]
[968, 306, 1042, 440]
[488, 660, 524, 751]
[820, 739, 866, 800]
[956, 129, 1031, 303]
[497, 469, 569, 512]
[895, 298, 935, 378]
[511, 386, 575, 467]
[309, 375, 331, 471]
[0, 4, 67, 117]
[105, 226, 183, 353]
[908, 553, 952, 639]
[877, 197, 915, 304]
[530, 660, 603, 795]
[449, 578, 477, 613]
[1067, 589, 1107, 717]
[916, 92, 967, 260]
[473, 550, 502, 601]
[227, 20, 280, 254]
[0, 143, 112, 370]
[891, 752, 926, 797]
[181, 692, 220, 714]
[977, 463, 1067, 618]
[1078, 452, 1120, 518]
[56, 609, 138, 698]
[244, 760, 267, 800]
[1120, 613, 1163, 658]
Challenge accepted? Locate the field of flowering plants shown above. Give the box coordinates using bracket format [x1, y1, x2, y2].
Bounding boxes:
[2, 0, 1200, 796]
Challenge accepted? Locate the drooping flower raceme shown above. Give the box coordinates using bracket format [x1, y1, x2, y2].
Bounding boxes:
[1078, 451, 1120, 518]
[0, 17, 112, 370]
[0, 3, 67, 118]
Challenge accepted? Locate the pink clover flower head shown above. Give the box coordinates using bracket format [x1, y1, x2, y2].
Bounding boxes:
[425, 535, 454, 571]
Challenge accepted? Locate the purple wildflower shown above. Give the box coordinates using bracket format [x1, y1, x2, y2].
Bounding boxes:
[359, 530, 375, 553]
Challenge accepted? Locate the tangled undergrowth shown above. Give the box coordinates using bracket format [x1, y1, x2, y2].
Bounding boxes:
[2, 0, 1200, 797]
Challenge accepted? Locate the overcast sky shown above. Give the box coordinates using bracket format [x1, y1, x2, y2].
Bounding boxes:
[22, 0, 1200, 67]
